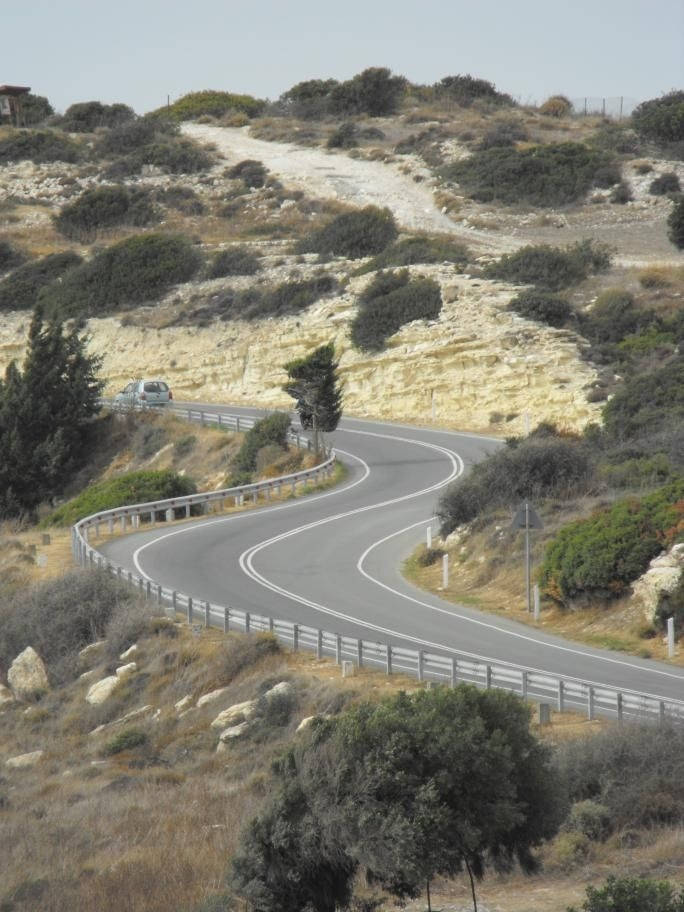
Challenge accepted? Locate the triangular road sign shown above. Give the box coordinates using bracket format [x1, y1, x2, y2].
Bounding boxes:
[511, 502, 543, 530]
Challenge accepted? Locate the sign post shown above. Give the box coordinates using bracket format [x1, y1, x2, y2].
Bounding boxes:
[511, 502, 543, 612]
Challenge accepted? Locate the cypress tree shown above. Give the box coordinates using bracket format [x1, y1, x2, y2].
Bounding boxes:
[283, 342, 343, 454]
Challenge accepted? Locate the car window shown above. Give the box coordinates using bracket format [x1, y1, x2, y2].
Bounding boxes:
[144, 382, 160, 393]
[158, 382, 168, 391]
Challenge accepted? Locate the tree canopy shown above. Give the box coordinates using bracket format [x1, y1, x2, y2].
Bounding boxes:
[283, 343, 343, 453]
[232, 685, 564, 912]
[0, 307, 102, 517]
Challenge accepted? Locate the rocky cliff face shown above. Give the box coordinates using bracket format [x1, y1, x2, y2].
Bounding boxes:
[0, 265, 600, 435]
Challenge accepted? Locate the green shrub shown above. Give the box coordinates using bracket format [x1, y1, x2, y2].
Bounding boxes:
[45, 468, 198, 526]
[174, 434, 197, 459]
[59, 101, 135, 132]
[329, 67, 407, 117]
[484, 240, 611, 291]
[598, 452, 673, 489]
[0, 568, 136, 684]
[224, 275, 336, 321]
[298, 206, 398, 259]
[478, 117, 528, 149]
[588, 123, 641, 155]
[96, 116, 177, 155]
[155, 185, 205, 214]
[438, 434, 592, 534]
[564, 800, 612, 842]
[0, 240, 25, 272]
[602, 357, 684, 442]
[54, 185, 158, 240]
[609, 181, 633, 204]
[434, 74, 514, 107]
[632, 91, 684, 143]
[351, 269, 442, 351]
[508, 290, 572, 327]
[103, 728, 148, 756]
[415, 545, 446, 567]
[556, 724, 684, 830]
[0, 129, 80, 164]
[355, 235, 469, 273]
[156, 90, 266, 122]
[279, 78, 341, 118]
[568, 876, 684, 912]
[227, 159, 268, 188]
[649, 171, 681, 195]
[21, 92, 54, 125]
[144, 138, 214, 173]
[668, 198, 684, 249]
[327, 122, 358, 149]
[592, 164, 622, 188]
[233, 412, 291, 476]
[539, 95, 572, 118]
[0, 252, 82, 311]
[540, 478, 684, 602]
[580, 289, 656, 345]
[208, 247, 261, 278]
[40, 233, 203, 319]
[443, 142, 615, 207]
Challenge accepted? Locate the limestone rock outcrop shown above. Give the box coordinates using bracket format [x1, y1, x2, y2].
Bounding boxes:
[86, 675, 120, 705]
[0, 684, 15, 708]
[210, 699, 257, 730]
[631, 544, 684, 623]
[6, 750, 44, 769]
[7, 647, 49, 702]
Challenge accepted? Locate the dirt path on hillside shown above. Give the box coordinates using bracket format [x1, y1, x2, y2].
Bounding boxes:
[183, 123, 511, 253]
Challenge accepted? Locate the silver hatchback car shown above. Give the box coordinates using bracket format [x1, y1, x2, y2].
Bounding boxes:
[114, 379, 173, 410]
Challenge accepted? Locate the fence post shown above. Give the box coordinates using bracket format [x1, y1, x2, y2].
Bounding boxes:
[292, 624, 299, 652]
[316, 629, 323, 660]
[587, 685, 595, 721]
[357, 639, 363, 668]
[335, 634, 342, 665]
[521, 670, 528, 699]
[417, 650, 424, 682]
[386, 644, 392, 675]
[187, 596, 193, 625]
[205, 601, 211, 627]
[557, 680, 564, 713]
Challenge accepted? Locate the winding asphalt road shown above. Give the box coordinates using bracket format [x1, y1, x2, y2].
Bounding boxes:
[99, 404, 684, 706]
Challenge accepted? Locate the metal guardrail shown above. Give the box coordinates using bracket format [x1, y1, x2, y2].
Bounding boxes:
[73, 409, 684, 726]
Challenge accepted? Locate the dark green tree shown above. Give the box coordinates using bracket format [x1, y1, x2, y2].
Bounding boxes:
[568, 876, 684, 912]
[232, 686, 564, 912]
[0, 307, 103, 517]
[283, 343, 342, 454]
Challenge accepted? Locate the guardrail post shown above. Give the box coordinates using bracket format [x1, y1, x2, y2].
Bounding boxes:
[138, 576, 144, 594]
[484, 664, 491, 689]
[116, 567, 122, 580]
[120, 515, 126, 532]
[268, 616, 274, 633]
[450, 657, 456, 687]
[127, 570, 133, 584]
[292, 624, 299, 652]
[616, 692, 623, 724]
[166, 508, 173, 522]
[335, 634, 342, 665]
[171, 590, 177, 614]
[245, 612, 251, 634]
[417, 650, 424, 681]
[557, 680, 564, 712]
[133, 514, 140, 530]
[659, 701, 666, 725]
[185, 503, 190, 518]
[108, 518, 114, 534]
[95, 522, 100, 539]
[187, 596, 193, 624]
[291, 479, 296, 495]
[200, 411, 205, 427]
[145, 580, 151, 599]
[236, 416, 240, 432]
[521, 670, 528, 699]
[386, 644, 392, 675]
[265, 486, 271, 502]
[223, 607, 229, 633]
[316, 629, 323, 659]
[252, 490, 258, 504]
[357, 639, 363, 668]
[587, 686, 595, 721]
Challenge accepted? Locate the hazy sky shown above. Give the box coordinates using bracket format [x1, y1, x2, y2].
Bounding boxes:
[4, 0, 683, 114]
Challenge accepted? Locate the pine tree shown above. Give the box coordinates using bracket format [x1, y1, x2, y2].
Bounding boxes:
[0, 307, 103, 517]
[283, 343, 342, 454]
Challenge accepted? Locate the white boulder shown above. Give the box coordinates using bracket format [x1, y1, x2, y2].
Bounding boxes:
[119, 644, 139, 661]
[78, 640, 106, 664]
[174, 695, 193, 714]
[631, 545, 684, 622]
[7, 647, 49, 701]
[263, 681, 294, 701]
[218, 721, 252, 741]
[196, 686, 230, 708]
[6, 750, 44, 769]
[115, 662, 137, 678]
[86, 675, 120, 705]
[210, 699, 257, 730]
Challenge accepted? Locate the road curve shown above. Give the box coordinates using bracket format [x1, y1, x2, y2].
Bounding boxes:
[99, 404, 684, 705]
